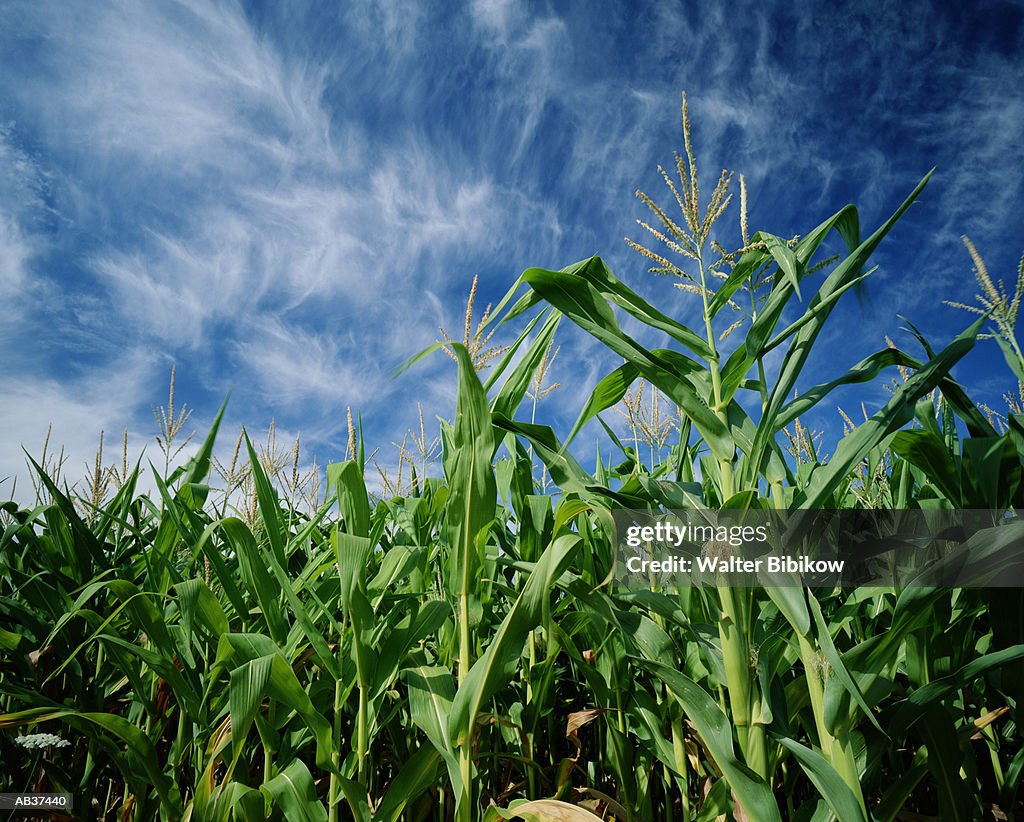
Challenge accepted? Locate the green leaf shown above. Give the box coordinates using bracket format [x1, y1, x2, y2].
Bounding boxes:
[776, 346, 919, 430]
[403, 666, 459, 770]
[707, 242, 771, 319]
[261, 759, 329, 822]
[491, 798, 603, 820]
[335, 531, 374, 611]
[490, 309, 561, 420]
[0, 707, 183, 817]
[372, 600, 451, 700]
[23, 453, 107, 579]
[890, 428, 962, 505]
[229, 655, 273, 770]
[0, 626, 23, 651]
[762, 233, 801, 301]
[220, 518, 289, 644]
[243, 433, 287, 567]
[764, 585, 811, 637]
[875, 761, 929, 822]
[561, 255, 713, 358]
[445, 342, 498, 597]
[918, 709, 973, 822]
[565, 361, 639, 447]
[105, 579, 177, 658]
[747, 172, 934, 486]
[329, 461, 371, 538]
[521, 266, 733, 461]
[995, 334, 1024, 384]
[962, 434, 1021, 508]
[174, 577, 229, 638]
[447, 534, 580, 746]
[889, 644, 1024, 733]
[181, 397, 228, 486]
[493, 417, 595, 495]
[774, 735, 867, 822]
[797, 313, 984, 507]
[373, 745, 442, 822]
[808, 592, 885, 736]
[214, 644, 338, 777]
[635, 659, 782, 821]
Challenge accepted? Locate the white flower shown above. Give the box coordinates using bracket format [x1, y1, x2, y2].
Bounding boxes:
[14, 733, 70, 750]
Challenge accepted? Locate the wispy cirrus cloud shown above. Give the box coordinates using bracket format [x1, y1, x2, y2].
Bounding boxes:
[0, 349, 156, 497]
[14, 0, 333, 174]
[0, 128, 48, 298]
[233, 315, 386, 410]
[0, 0, 560, 491]
[0, 0, 1021, 500]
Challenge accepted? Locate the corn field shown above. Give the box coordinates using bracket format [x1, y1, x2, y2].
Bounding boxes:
[3, 109, 1024, 821]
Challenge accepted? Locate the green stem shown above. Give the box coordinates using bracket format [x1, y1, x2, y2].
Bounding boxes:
[748, 278, 769, 409]
[329, 609, 349, 822]
[718, 585, 752, 755]
[797, 634, 832, 755]
[22, 750, 41, 795]
[526, 631, 537, 798]
[357, 685, 368, 786]
[671, 716, 690, 822]
[696, 251, 735, 501]
[652, 604, 690, 820]
[83, 643, 105, 779]
[264, 703, 276, 784]
[614, 668, 635, 822]
[457, 579, 473, 822]
[698, 252, 767, 782]
[328, 673, 344, 822]
[350, 608, 371, 790]
[458, 749, 472, 822]
[797, 634, 864, 812]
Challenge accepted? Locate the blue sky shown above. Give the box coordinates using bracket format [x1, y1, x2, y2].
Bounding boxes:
[1, 0, 1022, 499]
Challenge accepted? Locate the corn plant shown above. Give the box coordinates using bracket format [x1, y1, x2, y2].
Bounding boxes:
[2, 103, 1024, 820]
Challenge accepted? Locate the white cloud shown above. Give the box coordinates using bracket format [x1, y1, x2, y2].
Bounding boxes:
[0, 129, 47, 296]
[928, 71, 1024, 243]
[233, 315, 386, 410]
[19, 0, 334, 175]
[2, 0, 1020, 505]
[344, 0, 425, 55]
[469, 0, 520, 41]
[0, 214, 32, 295]
[1, 1, 526, 415]
[0, 351, 156, 504]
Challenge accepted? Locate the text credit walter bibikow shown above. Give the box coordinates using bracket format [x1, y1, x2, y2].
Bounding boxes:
[613, 509, 1024, 588]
